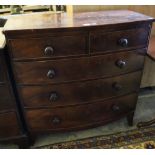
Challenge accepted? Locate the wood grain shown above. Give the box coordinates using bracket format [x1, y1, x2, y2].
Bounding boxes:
[0, 85, 15, 111]
[3, 10, 155, 36]
[14, 50, 145, 85]
[90, 27, 150, 53]
[10, 33, 88, 60]
[19, 71, 141, 108]
[3, 11, 154, 138]
[72, 5, 155, 35]
[0, 51, 7, 83]
[0, 112, 22, 139]
[25, 93, 137, 132]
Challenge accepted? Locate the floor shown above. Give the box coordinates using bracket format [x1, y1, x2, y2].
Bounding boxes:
[1, 87, 155, 149]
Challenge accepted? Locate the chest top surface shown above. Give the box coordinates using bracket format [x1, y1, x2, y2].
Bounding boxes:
[3, 10, 155, 35]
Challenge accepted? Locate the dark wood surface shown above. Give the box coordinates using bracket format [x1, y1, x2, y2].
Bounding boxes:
[8, 26, 149, 60]
[90, 27, 150, 54]
[10, 32, 88, 60]
[2, 11, 154, 145]
[13, 50, 145, 85]
[0, 85, 15, 110]
[25, 93, 137, 132]
[0, 111, 22, 139]
[0, 50, 17, 111]
[3, 10, 155, 34]
[0, 52, 7, 83]
[0, 47, 28, 146]
[20, 71, 141, 108]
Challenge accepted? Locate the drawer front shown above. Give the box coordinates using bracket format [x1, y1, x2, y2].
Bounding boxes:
[0, 85, 15, 110]
[26, 93, 137, 132]
[10, 34, 88, 60]
[90, 27, 150, 54]
[20, 71, 141, 108]
[0, 53, 7, 83]
[0, 112, 22, 139]
[14, 50, 145, 85]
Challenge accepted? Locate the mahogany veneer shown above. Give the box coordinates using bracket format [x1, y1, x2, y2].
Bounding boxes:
[3, 10, 155, 144]
[14, 50, 145, 85]
[0, 49, 28, 147]
[26, 93, 137, 132]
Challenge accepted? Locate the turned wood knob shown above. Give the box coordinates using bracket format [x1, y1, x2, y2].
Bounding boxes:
[112, 105, 120, 112]
[112, 82, 122, 91]
[49, 92, 59, 102]
[116, 60, 126, 68]
[51, 116, 61, 125]
[118, 38, 128, 47]
[47, 69, 56, 79]
[44, 46, 54, 56]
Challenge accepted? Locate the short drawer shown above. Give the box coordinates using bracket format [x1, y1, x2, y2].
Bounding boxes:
[10, 33, 88, 60]
[90, 27, 150, 54]
[0, 112, 22, 139]
[14, 50, 145, 85]
[20, 71, 141, 108]
[0, 85, 15, 111]
[26, 93, 137, 132]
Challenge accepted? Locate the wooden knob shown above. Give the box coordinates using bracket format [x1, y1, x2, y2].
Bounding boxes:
[112, 82, 122, 91]
[52, 116, 61, 125]
[44, 46, 54, 56]
[118, 38, 128, 47]
[47, 69, 56, 79]
[116, 60, 126, 68]
[112, 105, 120, 112]
[49, 92, 59, 102]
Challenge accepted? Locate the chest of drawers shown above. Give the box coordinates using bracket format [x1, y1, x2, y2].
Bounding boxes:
[0, 48, 28, 148]
[3, 11, 154, 137]
[0, 27, 29, 148]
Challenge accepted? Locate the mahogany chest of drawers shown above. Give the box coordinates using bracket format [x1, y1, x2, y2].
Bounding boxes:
[3, 10, 155, 138]
[0, 29, 27, 147]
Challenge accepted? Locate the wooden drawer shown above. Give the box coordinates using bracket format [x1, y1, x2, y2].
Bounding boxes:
[14, 50, 145, 85]
[0, 52, 7, 83]
[0, 112, 22, 139]
[10, 33, 88, 60]
[0, 85, 15, 111]
[20, 71, 141, 108]
[90, 27, 150, 54]
[26, 93, 137, 132]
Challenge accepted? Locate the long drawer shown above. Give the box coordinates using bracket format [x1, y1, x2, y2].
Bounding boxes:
[19, 71, 141, 108]
[26, 93, 137, 132]
[13, 50, 145, 85]
[0, 111, 22, 139]
[90, 27, 150, 54]
[10, 33, 88, 60]
[0, 85, 15, 111]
